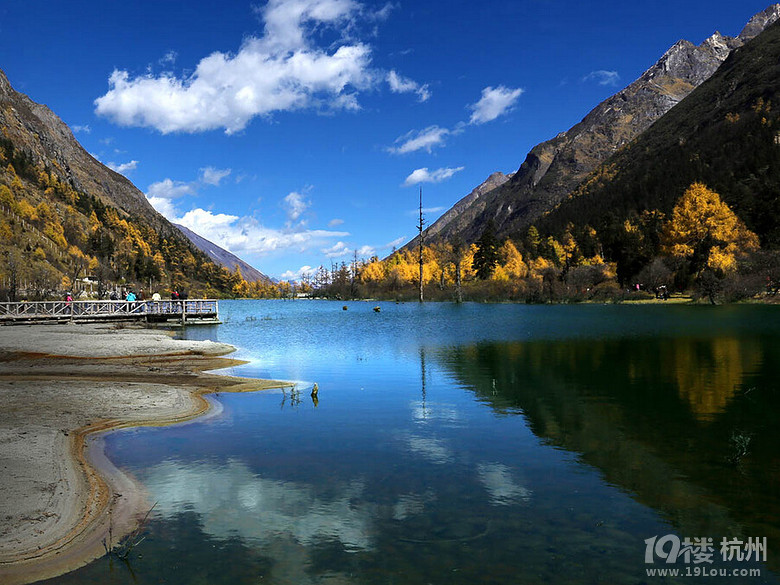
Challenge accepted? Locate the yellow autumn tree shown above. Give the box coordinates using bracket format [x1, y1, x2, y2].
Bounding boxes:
[662, 183, 759, 275]
[44, 218, 68, 249]
[386, 250, 417, 286]
[461, 244, 478, 281]
[67, 246, 98, 283]
[361, 259, 386, 284]
[561, 224, 580, 267]
[152, 251, 167, 280]
[545, 236, 566, 267]
[0, 185, 14, 209]
[232, 267, 250, 297]
[0, 219, 12, 242]
[17, 199, 38, 221]
[421, 246, 440, 285]
[498, 240, 528, 279]
[88, 211, 101, 234]
[528, 256, 554, 281]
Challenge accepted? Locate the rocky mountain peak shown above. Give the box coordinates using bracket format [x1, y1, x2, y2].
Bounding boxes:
[702, 31, 740, 61]
[476, 172, 510, 194]
[739, 3, 780, 40]
[0, 69, 11, 94]
[401, 4, 780, 249]
[643, 33, 739, 88]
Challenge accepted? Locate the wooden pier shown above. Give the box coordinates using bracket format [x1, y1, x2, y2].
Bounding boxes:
[0, 299, 219, 325]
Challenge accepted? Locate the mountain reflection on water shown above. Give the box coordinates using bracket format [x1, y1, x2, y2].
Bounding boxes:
[42, 302, 780, 584]
[435, 333, 780, 567]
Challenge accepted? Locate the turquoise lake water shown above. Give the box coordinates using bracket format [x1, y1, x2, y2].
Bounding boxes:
[44, 301, 780, 584]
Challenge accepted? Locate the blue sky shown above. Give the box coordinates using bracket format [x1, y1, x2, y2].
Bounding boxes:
[0, 0, 773, 279]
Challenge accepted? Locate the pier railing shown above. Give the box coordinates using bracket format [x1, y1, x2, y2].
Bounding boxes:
[0, 299, 219, 324]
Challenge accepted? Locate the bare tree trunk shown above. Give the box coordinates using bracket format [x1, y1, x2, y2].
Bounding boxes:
[455, 257, 463, 303]
[418, 187, 425, 303]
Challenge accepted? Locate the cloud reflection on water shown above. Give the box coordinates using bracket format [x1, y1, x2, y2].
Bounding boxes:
[409, 400, 462, 425]
[477, 462, 532, 505]
[141, 459, 372, 553]
[401, 433, 455, 464]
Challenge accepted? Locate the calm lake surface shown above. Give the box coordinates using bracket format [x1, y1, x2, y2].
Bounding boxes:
[45, 301, 780, 584]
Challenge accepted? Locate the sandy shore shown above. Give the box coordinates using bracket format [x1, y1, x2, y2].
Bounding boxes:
[0, 323, 284, 585]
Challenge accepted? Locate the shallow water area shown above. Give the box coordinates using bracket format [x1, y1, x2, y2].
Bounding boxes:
[44, 301, 780, 584]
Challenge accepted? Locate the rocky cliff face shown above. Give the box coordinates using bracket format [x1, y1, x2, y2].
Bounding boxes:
[416, 4, 780, 246]
[738, 4, 780, 40]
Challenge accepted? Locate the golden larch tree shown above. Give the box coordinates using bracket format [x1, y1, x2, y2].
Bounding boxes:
[498, 240, 528, 279]
[662, 183, 759, 275]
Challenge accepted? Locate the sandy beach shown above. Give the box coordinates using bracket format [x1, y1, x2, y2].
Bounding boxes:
[0, 323, 284, 585]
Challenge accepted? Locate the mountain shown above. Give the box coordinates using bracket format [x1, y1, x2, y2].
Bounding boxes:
[403, 172, 512, 250]
[536, 17, 780, 250]
[411, 4, 780, 248]
[0, 67, 236, 297]
[0, 70, 168, 230]
[175, 224, 271, 284]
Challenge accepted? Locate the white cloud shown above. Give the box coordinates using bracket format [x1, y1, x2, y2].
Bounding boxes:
[284, 191, 310, 223]
[280, 265, 316, 281]
[583, 70, 620, 87]
[145, 179, 197, 219]
[322, 240, 352, 258]
[328, 218, 345, 227]
[177, 208, 348, 256]
[146, 178, 195, 200]
[321, 235, 404, 256]
[146, 196, 180, 219]
[320, 241, 374, 259]
[159, 50, 178, 66]
[94, 0, 379, 134]
[145, 168, 237, 218]
[105, 159, 139, 175]
[388, 125, 450, 154]
[384, 235, 406, 249]
[372, 2, 396, 20]
[71, 124, 91, 134]
[468, 85, 524, 125]
[404, 206, 445, 217]
[403, 166, 464, 186]
[199, 166, 232, 186]
[387, 70, 430, 102]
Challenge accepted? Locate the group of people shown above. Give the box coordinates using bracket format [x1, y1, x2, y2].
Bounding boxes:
[654, 285, 670, 300]
[108, 289, 141, 301]
[631, 283, 670, 300]
[101, 289, 188, 301]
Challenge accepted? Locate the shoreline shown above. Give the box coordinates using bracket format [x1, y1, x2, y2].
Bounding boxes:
[0, 323, 286, 585]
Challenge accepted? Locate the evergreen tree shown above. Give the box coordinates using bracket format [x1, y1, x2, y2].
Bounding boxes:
[473, 221, 500, 280]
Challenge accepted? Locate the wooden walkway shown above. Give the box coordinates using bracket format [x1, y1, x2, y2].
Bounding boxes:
[0, 299, 219, 325]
